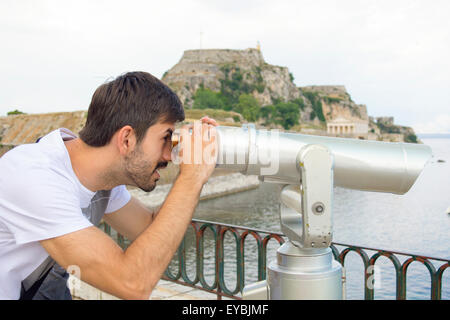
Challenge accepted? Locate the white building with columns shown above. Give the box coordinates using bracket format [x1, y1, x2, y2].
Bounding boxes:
[327, 117, 369, 139]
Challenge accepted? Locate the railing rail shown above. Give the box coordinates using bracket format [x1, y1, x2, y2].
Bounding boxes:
[99, 219, 449, 300]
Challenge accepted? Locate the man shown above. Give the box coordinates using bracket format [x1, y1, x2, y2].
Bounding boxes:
[0, 71, 218, 300]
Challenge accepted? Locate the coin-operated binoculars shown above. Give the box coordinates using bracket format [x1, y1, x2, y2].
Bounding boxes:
[209, 124, 431, 300]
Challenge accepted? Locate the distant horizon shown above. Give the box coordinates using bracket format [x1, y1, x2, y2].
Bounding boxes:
[417, 133, 450, 138]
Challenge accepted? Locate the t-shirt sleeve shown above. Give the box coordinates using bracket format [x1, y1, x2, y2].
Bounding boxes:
[104, 185, 131, 214]
[0, 167, 93, 245]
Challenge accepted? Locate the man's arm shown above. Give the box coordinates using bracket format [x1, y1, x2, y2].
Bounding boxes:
[39, 122, 216, 300]
[41, 175, 203, 299]
[102, 197, 155, 242]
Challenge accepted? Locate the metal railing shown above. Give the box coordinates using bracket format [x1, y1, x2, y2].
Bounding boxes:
[99, 219, 449, 300]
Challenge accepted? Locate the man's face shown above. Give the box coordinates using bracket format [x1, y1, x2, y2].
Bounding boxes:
[124, 121, 174, 192]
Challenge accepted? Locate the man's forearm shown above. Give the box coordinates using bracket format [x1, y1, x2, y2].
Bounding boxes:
[121, 174, 203, 298]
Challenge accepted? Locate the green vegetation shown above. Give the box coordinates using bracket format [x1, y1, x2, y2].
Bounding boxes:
[376, 122, 401, 134]
[260, 101, 300, 130]
[234, 94, 260, 122]
[323, 96, 343, 104]
[7, 109, 26, 116]
[184, 108, 242, 123]
[190, 64, 309, 130]
[192, 88, 225, 110]
[302, 91, 325, 122]
[218, 64, 266, 107]
[405, 133, 418, 143]
[192, 86, 304, 129]
[291, 98, 305, 111]
[219, 66, 251, 107]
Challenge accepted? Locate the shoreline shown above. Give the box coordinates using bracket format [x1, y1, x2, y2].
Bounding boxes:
[128, 172, 261, 210]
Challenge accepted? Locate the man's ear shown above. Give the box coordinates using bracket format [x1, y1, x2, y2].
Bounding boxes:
[116, 125, 137, 156]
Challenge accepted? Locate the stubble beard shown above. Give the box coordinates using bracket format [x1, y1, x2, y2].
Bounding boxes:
[124, 148, 159, 193]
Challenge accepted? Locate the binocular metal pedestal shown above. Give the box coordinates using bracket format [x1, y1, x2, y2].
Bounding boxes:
[243, 144, 345, 300]
[269, 242, 343, 299]
[243, 242, 343, 299]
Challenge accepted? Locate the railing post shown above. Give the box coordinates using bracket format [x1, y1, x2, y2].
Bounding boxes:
[215, 224, 222, 300]
[436, 263, 449, 300]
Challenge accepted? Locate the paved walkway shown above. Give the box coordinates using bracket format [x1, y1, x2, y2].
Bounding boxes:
[69, 276, 233, 300]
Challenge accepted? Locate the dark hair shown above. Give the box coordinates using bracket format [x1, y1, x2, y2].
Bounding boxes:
[79, 71, 184, 147]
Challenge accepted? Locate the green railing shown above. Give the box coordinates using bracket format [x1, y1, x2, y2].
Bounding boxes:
[99, 219, 449, 300]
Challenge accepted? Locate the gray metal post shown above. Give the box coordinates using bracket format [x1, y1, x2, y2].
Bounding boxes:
[244, 144, 344, 300]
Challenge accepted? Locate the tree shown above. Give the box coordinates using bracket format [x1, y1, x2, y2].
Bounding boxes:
[276, 102, 300, 129]
[7, 109, 26, 116]
[405, 133, 418, 143]
[260, 102, 299, 130]
[234, 94, 260, 122]
[260, 105, 277, 124]
[192, 88, 225, 110]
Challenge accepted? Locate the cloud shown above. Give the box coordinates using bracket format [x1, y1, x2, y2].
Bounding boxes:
[413, 114, 450, 134]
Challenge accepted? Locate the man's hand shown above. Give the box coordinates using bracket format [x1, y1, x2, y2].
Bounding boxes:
[199, 116, 218, 127]
[176, 117, 218, 186]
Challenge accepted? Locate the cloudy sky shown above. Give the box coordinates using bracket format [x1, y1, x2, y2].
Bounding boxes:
[1, 0, 449, 133]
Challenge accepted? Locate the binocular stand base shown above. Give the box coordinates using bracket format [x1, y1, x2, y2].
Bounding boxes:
[243, 241, 344, 300]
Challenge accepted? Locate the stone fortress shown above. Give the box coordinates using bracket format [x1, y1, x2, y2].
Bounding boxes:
[162, 47, 300, 109]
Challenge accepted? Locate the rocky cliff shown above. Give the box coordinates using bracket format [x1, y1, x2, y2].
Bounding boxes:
[300, 85, 368, 122]
[162, 48, 309, 111]
[372, 116, 418, 143]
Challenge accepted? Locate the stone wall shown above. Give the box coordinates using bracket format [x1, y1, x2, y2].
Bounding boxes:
[177, 48, 265, 68]
[301, 85, 348, 98]
[0, 111, 87, 145]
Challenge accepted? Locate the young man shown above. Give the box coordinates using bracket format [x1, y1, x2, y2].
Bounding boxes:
[0, 71, 218, 300]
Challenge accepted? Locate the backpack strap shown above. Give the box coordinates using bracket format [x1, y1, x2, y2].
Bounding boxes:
[19, 256, 55, 299]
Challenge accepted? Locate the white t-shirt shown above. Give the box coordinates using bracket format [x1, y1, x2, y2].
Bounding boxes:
[0, 128, 131, 299]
